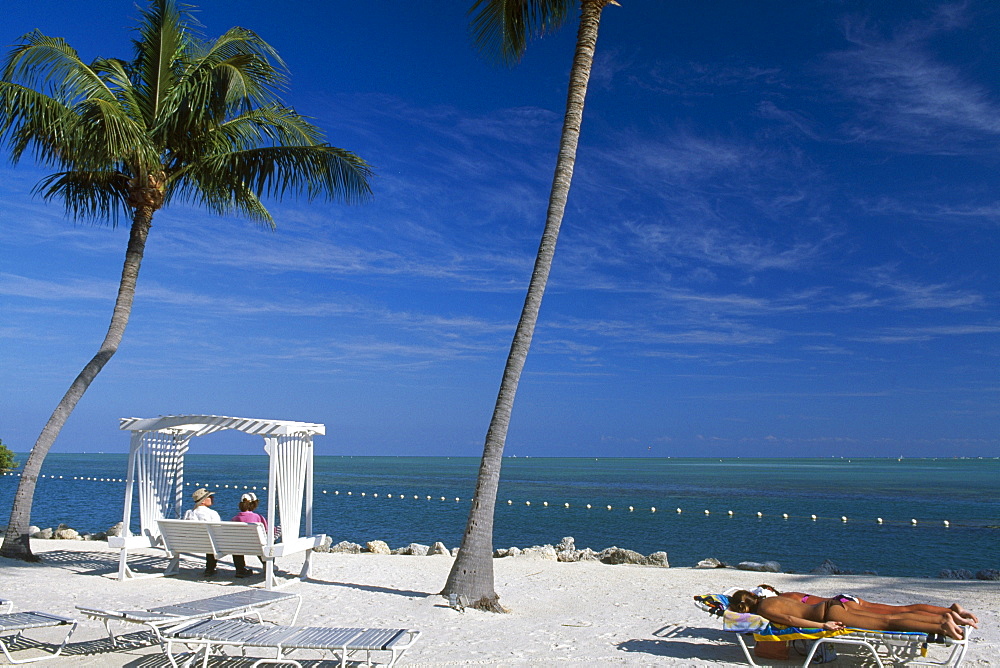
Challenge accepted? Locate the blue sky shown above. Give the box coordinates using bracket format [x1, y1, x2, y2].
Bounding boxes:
[2, 1, 998, 458]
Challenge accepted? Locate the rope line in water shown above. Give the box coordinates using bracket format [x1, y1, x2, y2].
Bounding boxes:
[2, 472, 975, 529]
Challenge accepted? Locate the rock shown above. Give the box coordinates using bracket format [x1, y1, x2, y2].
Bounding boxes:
[557, 549, 580, 562]
[810, 559, 850, 575]
[428, 542, 450, 556]
[33, 528, 53, 539]
[494, 547, 521, 558]
[55, 528, 80, 540]
[696, 557, 723, 569]
[28, 526, 40, 536]
[599, 547, 647, 565]
[407, 543, 430, 556]
[937, 569, 975, 580]
[647, 551, 670, 567]
[451, 547, 460, 557]
[328, 540, 362, 554]
[738, 560, 781, 573]
[312, 535, 334, 552]
[976, 569, 1000, 581]
[366, 540, 391, 555]
[520, 545, 557, 560]
[105, 522, 124, 538]
[577, 547, 600, 562]
[556, 537, 576, 552]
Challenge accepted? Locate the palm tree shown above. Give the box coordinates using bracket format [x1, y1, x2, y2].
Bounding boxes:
[443, 0, 617, 610]
[0, 0, 372, 561]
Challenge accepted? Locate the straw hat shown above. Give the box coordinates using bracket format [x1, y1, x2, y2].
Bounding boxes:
[191, 488, 215, 504]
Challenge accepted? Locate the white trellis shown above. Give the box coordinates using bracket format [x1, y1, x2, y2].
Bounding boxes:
[109, 414, 326, 583]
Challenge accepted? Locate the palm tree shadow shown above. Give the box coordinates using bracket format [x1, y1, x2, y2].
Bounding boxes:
[308, 578, 431, 599]
[616, 624, 745, 663]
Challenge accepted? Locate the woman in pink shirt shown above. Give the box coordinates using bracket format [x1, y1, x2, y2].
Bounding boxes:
[232, 492, 268, 577]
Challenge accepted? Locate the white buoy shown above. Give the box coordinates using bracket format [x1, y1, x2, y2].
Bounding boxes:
[757, 512, 763, 518]
[586, 504, 592, 509]
[677, 508, 682, 513]
[543, 501, 548, 506]
[455, 497, 460, 502]
[606, 505, 612, 511]
[441, 497, 446, 501]
[911, 519, 917, 525]
[387, 494, 393, 498]
[373, 493, 378, 497]
[651, 507, 656, 512]
[507, 500, 512, 505]
[525, 501, 531, 506]
[783, 513, 789, 519]
[704, 509, 710, 515]
[362, 492, 366, 496]
[877, 517, 883, 524]
[841, 516, 848, 522]
[629, 506, 634, 512]
[728, 510, 733, 516]
[564, 503, 570, 508]
[943, 520, 950, 527]
[811, 514, 817, 521]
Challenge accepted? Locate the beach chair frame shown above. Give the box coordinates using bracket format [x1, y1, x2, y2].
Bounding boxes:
[77, 589, 301, 655]
[694, 594, 970, 668]
[0, 609, 78, 664]
[164, 617, 420, 668]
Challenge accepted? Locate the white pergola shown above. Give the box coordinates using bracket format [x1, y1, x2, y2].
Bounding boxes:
[109, 414, 326, 583]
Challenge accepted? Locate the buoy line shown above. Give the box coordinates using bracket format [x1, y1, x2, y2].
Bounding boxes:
[2, 473, 970, 528]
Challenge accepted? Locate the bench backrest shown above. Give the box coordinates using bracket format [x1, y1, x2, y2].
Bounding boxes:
[157, 519, 267, 557]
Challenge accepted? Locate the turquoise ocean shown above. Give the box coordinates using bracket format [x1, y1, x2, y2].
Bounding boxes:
[2, 455, 997, 578]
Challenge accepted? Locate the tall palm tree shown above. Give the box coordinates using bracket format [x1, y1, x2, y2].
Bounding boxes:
[0, 0, 372, 561]
[443, 0, 617, 611]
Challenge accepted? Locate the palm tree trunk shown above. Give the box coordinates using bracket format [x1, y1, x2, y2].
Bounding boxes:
[1, 207, 153, 560]
[442, 0, 610, 611]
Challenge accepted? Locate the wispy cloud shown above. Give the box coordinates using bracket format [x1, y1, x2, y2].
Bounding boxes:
[826, 4, 1000, 152]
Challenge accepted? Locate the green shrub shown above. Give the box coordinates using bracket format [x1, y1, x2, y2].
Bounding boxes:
[0, 439, 18, 471]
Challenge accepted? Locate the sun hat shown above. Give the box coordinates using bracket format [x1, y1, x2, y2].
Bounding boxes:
[241, 492, 258, 503]
[191, 488, 215, 504]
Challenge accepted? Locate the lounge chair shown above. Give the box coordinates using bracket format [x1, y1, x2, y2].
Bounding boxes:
[164, 617, 420, 668]
[0, 601, 78, 664]
[694, 593, 971, 667]
[77, 589, 301, 661]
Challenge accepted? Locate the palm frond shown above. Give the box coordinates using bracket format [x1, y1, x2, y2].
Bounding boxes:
[33, 169, 131, 225]
[73, 97, 157, 170]
[469, 0, 575, 65]
[91, 57, 146, 131]
[181, 144, 373, 206]
[132, 0, 188, 125]
[0, 81, 78, 165]
[169, 173, 275, 228]
[2, 30, 117, 104]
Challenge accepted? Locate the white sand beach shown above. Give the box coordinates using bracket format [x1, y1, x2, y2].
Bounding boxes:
[1, 539, 996, 666]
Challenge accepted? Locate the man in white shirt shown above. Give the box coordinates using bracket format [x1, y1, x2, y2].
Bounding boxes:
[183, 488, 220, 575]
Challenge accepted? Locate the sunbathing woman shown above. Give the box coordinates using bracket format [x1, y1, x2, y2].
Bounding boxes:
[728, 590, 972, 640]
[755, 584, 979, 625]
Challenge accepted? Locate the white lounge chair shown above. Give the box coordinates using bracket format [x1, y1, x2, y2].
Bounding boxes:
[694, 593, 971, 667]
[77, 589, 301, 661]
[165, 617, 421, 668]
[0, 602, 78, 664]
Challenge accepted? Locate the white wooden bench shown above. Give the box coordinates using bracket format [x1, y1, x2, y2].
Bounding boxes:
[157, 519, 325, 590]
